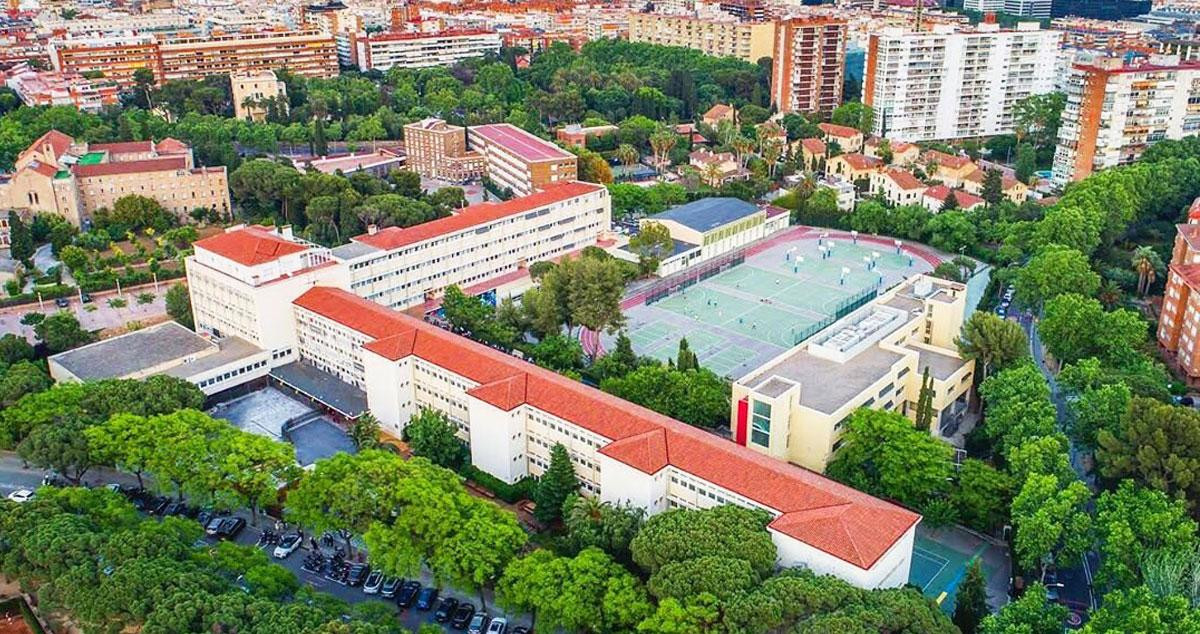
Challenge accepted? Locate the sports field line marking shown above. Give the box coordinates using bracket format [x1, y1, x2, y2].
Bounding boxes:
[913, 546, 950, 592]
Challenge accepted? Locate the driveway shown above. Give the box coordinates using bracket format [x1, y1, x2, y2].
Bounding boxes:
[0, 285, 169, 340]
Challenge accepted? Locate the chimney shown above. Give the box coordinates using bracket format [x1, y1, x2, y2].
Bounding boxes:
[367, 224, 379, 235]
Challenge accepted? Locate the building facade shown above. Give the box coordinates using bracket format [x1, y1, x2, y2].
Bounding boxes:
[403, 118, 485, 182]
[0, 131, 230, 227]
[633, 198, 789, 276]
[1157, 199, 1200, 381]
[732, 276, 974, 471]
[467, 124, 578, 197]
[1052, 55, 1200, 183]
[771, 16, 847, 115]
[628, 12, 776, 63]
[863, 23, 1062, 141]
[4, 65, 120, 112]
[351, 29, 501, 71]
[231, 70, 287, 122]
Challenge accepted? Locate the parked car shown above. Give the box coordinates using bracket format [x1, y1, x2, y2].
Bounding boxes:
[396, 581, 421, 608]
[54, 297, 70, 308]
[273, 533, 303, 559]
[485, 617, 507, 634]
[363, 571, 384, 594]
[346, 564, 369, 587]
[380, 576, 400, 598]
[416, 586, 439, 610]
[450, 603, 475, 629]
[208, 517, 246, 539]
[467, 613, 490, 634]
[147, 496, 171, 516]
[6, 489, 34, 503]
[41, 472, 68, 487]
[435, 597, 460, 622]
[512, 627, 530, 634]
[80, 292, 92, 303]
[163, 501, 197, 518]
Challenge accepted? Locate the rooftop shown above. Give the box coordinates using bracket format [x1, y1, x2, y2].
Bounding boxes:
[194, 225, 310, 267]
[751, 345, 906, 414]
[347, 181, 604, 253]
[470, 123, 574, 162]
[819, 123, 861, 138]
[647, 197, 761, 233]
[49, 321, 214, 381]
[73, 156, 187, 178]
[292, 286, 920, 570]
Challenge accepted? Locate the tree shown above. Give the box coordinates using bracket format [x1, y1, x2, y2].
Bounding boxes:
[85, 413, 159, 489]
[953, 561, 988, 634]
[404, 407, 466, 470]
[0, 361, 50, 408]
[497, 548, 652, 633]
[1095, 480, 1198, 590]
[1039, 293, 1104, 364]
[1068, 382, 1130, 450]
[600, 364, 729, 428]
[348, 412, 381, 450]
[312, 117, 328, 156]
[0, 333, 34, 366]
[285, 450, 410, 551]
[950, 459, 1013, 534]
[533, 443, 577, 524]
[18, 419, 95, 484]
[648, 555, 759, 603]
[914, 367, 934, 433]
[979, 362, 1058, 457]
[530, 334, 584, 372]
[562, 494, 644, 560]
[1131, 245, 1164, 296]
[675, 338, 698, 371]
[616, 143, 639, 169]
[630, 505, 777, 577]
[563, 254, 627, 335]
[8, 211, 33, 263]
[1010, 474, 1093, 571]
[217, 430, 299, 525]
[1008, 434, 1075, 487]
[980, 169, 1004, 206]
[629, 221, 673, 271]
[826, 409, 953, 510]
[34, 311, 94, 353]
[1097, 397, 1200, 506]
[979, 583, 1067, 634]
[1015, 143, 1037, 183]
[1014, 245, 1099, 311]
[926, 211, 976, 253]
[1080, 585, 1200, 633]
[165, 283, 193, 329]
[956, 311, 1029, 380]
[636, 594, 722, 633]
[831, 102, 874, 133]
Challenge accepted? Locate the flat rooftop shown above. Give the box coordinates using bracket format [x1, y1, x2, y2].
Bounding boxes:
[649, 197, 761, 233]
[162, 335, 264, 380]
[749, 345, 906, 414]
[270, 360, 368, 418]
[470, 123, 574, 162]
[49, 321, 213, 381]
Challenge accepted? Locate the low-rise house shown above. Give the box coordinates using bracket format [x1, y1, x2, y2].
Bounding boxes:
[961, 169, 1030, 204]
[818, 123, 864, 153]
[800, 138, 826, 172]
[921, 150, 977, 187]
[870, 169, 926, 207]
[864, 138, 920, 166]
[689, 148, 746, 185]
[826, 153, 883, 184]
[702, 103, 736, 127]
[922, 185, 985, 212]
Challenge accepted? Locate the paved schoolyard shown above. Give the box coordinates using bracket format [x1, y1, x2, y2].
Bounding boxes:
[612, 230, 936, 379]
[210, 387, 356, 466]
[911, 523, 1011, 613]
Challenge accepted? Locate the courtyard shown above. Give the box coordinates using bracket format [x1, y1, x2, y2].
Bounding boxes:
[209, 386, 357, 467]
[609, 227, 944, 379]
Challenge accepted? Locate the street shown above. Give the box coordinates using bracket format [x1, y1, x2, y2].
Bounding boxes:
[0, 452, 530, 632]
[1020, 312, 1099, 623]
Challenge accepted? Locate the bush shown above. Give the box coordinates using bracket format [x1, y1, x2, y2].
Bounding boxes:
[458, 463, 536, 504]
[0, 284, 74, 309]
[136, 292, 155, 305]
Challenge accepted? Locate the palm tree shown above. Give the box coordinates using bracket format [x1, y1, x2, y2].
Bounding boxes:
[702, 162, 724, 188]
[761, 139, 783, 178]
[1131, 246, 1163, 296]
[648, 130, 677, 172]
[615, 144, 639, 169]
[715, 119, 738, 146]
[1097, 279, 1123, 310]
[731, 137, 755, 169]
[756, 121, 784, 152]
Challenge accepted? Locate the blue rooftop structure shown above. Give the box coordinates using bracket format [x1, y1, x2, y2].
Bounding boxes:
[649, 197, 760, 233]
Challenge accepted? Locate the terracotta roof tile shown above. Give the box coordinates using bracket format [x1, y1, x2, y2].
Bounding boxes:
[90, 140, 153, 155]
[352, 182, 604, 252]
[73, 157, 187, 177]
[292, 286, 920, 571]
[801, 138, 826, 155]
[28, 161, 58, 177]
[923, 150, 973, 170]
[21, 130, 73, 162]
[155, 137, 190, 154]
[837, 153, 882, 171]
[924, 185, 985, 208]
[884, 169, 923, 190]
[194, 225, 310, 267]
[819, 123, 861, 139]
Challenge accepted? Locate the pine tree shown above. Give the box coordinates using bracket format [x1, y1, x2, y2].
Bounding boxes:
[939, 191, 960, 213]
[613, 331, 637, 370]
[8, 211, 33, 264]
[980, 169, 1004, 206]
[533, 443, 578, 525]
[676, 338, 697, 371]
[915, 367, 934, 432]
[952, 560, 989, 634]
[312, 118, 328, 156]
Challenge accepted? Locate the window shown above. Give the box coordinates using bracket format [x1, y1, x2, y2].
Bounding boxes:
[750, 400, 771, 447]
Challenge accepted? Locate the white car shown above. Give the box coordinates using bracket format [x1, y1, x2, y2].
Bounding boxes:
[7, 489, 34, 503]
[486, 617, 508, 634]
[273, 533, 302, 559]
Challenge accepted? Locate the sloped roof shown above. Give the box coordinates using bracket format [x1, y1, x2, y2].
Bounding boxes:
[836, 153, 883, 171]
[193, 225, 309, 267]
[291, 286, 921, 571]
[73, 157, 187, 177]
[923, 149, 973, 170]
[924, 185, 985, 208]
[883, 169, 924, 190]
[649, 197, 760, 233]
[21, 129, 73, 163]
[819, 123, 861, 139]
[801, 138, 826, 155]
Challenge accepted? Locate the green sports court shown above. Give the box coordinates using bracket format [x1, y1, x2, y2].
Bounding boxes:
[910, 524, 1010, 614]
[615, 230, 934, 379]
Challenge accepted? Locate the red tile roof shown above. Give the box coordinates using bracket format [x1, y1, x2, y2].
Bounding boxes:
[924, 185, 985, 209]
[883, 169, 924, 190]
[923, 150, 973, 170]
[73, 157, 187, 178]
[155, 138, 189, 154]
[836, 153, 882, 171]
[193, 225, 310, 267]
[801, 138, 826, 155]
[292, 286, 920, 570]
[1190, 197, 1200, 222]
[704, 103, 734, 120]
[819, 123, 861, 139]
[21, 130, 73, 163]
[470, 123, 574, 162]
[90, 140, 153, 155]
[1171, 263, 1200, 292]
[28, 160, 58, 178]
[351, 181, 605, 252]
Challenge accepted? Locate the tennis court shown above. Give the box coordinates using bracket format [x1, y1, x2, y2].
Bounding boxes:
[615, 231, 933, 379]
[910, 529, 1001, 614]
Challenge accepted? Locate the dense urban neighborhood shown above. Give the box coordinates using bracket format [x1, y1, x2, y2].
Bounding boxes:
[2, 0, 1200, 632]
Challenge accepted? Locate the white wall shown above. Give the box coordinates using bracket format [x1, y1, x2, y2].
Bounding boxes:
[771, 520, 917, 589]
[467, 397, 528, 484]
[598, 453, 668, 513]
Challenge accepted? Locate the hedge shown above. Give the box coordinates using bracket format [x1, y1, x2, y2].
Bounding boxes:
[0, 284, 74, 309]
[458, 463, 536, 504]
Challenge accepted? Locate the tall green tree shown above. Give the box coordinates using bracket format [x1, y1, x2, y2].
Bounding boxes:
[404, 407, 466, 469]
[1014, 245, 1099, 311]
[1080, 585, 1200, 633]
[630, 505, 777, 578]
[979, 583, 1066, 634]
[1097, 397, 1200, 505]
[8, 211, 33, 263]
[826, 409, 953, 510]
[950, 459, 1014, 534]
[1131, 245, 1164, 296]
[675, 337, 698, 371]
[165, 283, 193, 329]
[952, 561, 988, 634]
[562, 494, 644, 561]
[533, 443, 578, 525]
[1010, 473, 1093, 572]
[956, 311, 1029, 380]
[34, 311, 94, 353]
[1095, 480, 1198, 590]
[914, 367, 934, 433]
[980, 169, 1004, 206]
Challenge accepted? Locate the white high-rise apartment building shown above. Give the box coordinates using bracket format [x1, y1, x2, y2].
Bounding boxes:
[1052, 55, 1200, 183]
[863, 23, 1063, 141]
[1004, 0, 1052, 18]
[963, 0, 1004, 11]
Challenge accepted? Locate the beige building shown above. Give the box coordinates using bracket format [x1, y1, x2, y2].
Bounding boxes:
[468, 124, 578, 197]
[231, 70, 288, 122]
[0, 131, 230, 227]
[869, 169, 926, 207]
[732, 275, 975, 471]
[628, 12, 776, 63]
[403, 118, 485, 182]
[351, 29, 502, 71]
[771, 17, 847, 115]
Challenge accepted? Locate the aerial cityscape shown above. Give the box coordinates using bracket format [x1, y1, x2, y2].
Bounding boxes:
[1, 0, 1199, 631]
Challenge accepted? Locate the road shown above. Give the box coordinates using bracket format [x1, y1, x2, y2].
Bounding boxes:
[0, 284, 169, 339]
[1021, 312, 1099, 623]
[0, 452, 530, 632]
